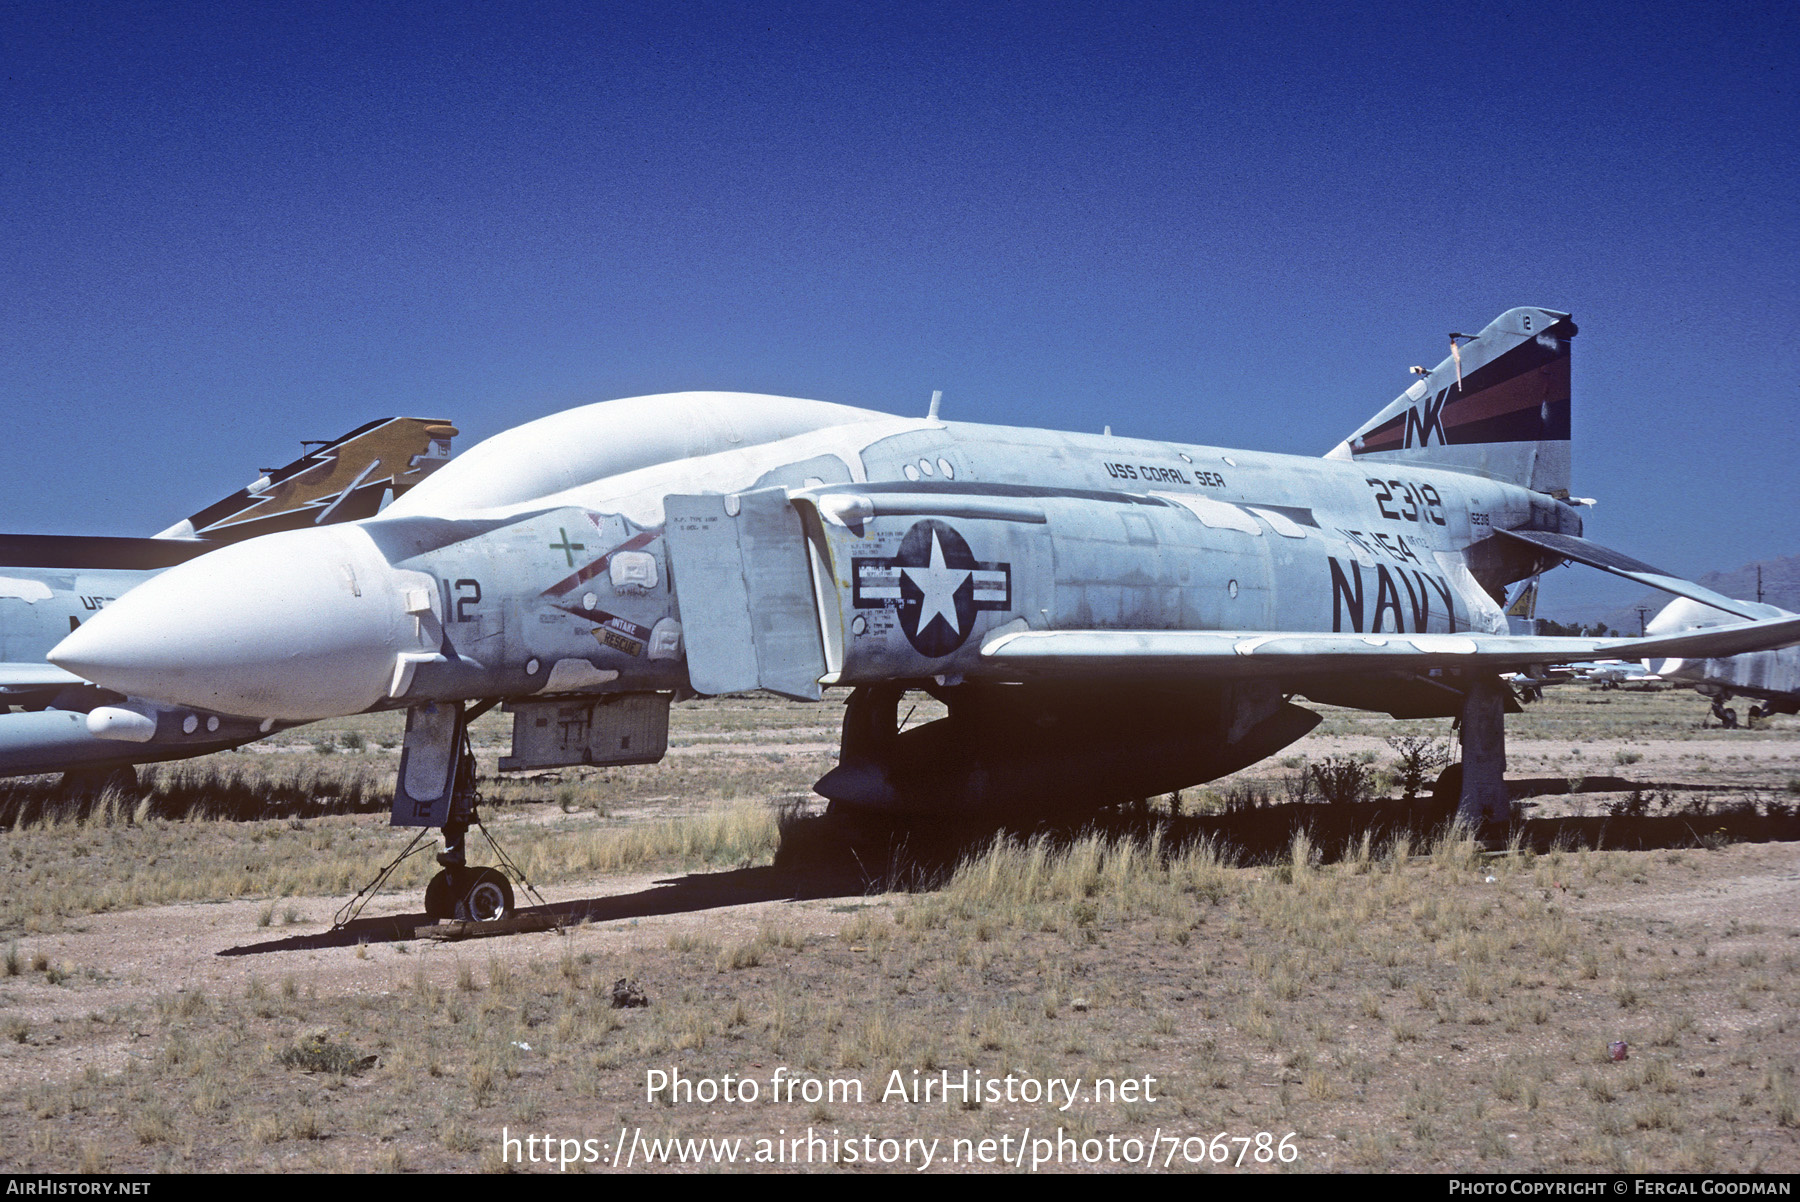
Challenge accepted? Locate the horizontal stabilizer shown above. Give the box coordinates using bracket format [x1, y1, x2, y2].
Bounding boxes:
[979, 612, 1800, 680]
[1494, 529, 1762, 620]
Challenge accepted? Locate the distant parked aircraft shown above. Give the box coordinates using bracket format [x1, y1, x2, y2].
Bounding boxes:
[1644, 597, 1800, 728]
[0, 418, 455, 790]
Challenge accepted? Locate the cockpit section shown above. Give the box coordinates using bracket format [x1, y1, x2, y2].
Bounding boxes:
[385, 392, 888, 516]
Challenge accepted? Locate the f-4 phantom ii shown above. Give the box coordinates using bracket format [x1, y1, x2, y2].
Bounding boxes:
[1644, 596, 1800, 728]
[48, 308, 1800, 920]
[1, 417, 455, 790]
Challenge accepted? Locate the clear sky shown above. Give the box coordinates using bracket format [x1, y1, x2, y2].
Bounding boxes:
[3, 2, 1795, 619]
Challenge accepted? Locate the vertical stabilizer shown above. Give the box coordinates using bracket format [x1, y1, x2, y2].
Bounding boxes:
[156, 417, 458, 542]
[1327, 308, 1575, 497]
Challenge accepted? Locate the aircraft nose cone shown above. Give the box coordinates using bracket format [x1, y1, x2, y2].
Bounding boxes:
[50, 524, 427, 721]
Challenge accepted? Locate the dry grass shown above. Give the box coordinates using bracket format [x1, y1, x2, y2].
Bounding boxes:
[0, 690, 1795, 1171]
[0, 787, 784, 932]
[0, 759, 390, 830]
[1, 814, 1793, 1172]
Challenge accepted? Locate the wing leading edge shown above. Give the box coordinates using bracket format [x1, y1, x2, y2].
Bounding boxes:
[979, 613, 1800, 680]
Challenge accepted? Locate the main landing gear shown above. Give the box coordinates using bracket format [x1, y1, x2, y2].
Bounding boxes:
[1709, 693, 1796, 728]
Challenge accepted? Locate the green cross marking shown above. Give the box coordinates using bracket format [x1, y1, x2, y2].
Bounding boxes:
[550, 528, 586, 566]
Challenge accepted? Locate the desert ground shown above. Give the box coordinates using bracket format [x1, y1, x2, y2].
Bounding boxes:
[0, 685, 1795, 1173]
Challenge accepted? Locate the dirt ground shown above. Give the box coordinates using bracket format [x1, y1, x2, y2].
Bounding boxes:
[0, 687, 1796, 1173]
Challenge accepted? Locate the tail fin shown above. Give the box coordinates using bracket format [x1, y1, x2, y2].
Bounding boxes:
[154, 417, 457, 542]
[0, 418, 458, 574]
[1326, 307, 1576, 497]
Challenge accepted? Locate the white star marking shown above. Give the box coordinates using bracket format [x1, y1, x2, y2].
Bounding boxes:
[901, 530, 971, 638]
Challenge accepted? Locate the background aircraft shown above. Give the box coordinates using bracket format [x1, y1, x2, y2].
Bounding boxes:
[1644, 596, 1800, 728]
[48, 309, 1800, 921]
[1571, 660, 1662, 689]
[0, 417, 455, 791]
[1503, 577, 1542, 637]
[1498, 578, 1568, 701]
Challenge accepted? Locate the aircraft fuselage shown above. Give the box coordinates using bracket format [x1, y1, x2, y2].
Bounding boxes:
[50, 410, 1577, 727]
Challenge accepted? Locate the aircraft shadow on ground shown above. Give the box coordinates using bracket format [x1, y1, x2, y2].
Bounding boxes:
[216, 860, 872, 957]
[774, 795, 1800, 876]
[1507, 774, 1753, 797]
[218, 791, 1800, 956]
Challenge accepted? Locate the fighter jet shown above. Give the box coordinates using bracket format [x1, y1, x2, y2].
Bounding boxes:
[1643, 596, 1800, 727]
[49, 308, 1800, 921]
[1572, 660, 1662, 689]
[0, 417, 456, 790]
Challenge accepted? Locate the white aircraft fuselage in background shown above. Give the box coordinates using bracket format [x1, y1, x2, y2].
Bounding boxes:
[0, 418, 456, 785]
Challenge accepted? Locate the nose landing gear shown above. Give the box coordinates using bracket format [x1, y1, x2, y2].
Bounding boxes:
[333, 700, 540, 933]
[420, 719, 519, 923]
[424, 865, 515, 922]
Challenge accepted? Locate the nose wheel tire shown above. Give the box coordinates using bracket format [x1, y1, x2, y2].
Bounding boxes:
[424, 871, 453, 920]
[424, 867, 515, 923]
[459, 867, 514, 922]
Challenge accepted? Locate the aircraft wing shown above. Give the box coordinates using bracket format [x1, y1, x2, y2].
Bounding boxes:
[1493, 529, 1762, 620]
[980, 613, 1800, 680]
[0, 662, 86, 695]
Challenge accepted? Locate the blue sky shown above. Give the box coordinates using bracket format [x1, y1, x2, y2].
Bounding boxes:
[3, 1, 1795, 618]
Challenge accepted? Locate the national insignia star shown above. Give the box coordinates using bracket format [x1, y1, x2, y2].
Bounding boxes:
[901, 530, 970, 637]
